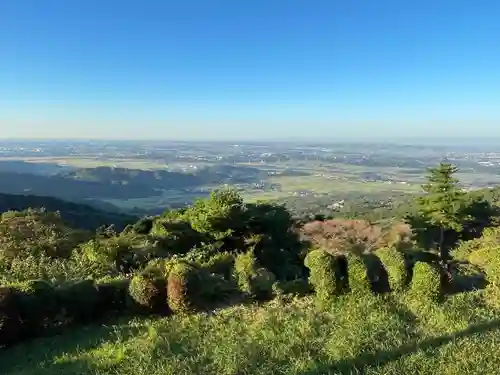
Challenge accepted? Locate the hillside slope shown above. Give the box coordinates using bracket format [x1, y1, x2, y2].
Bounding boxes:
[0, 193, 137, 230]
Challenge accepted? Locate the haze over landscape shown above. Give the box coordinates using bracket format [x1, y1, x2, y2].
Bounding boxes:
[2, 2, 500, 375]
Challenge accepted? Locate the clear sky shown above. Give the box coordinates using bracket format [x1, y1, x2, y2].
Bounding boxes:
[1, 0, 499, 140]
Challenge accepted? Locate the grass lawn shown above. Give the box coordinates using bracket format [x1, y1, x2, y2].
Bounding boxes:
[2, 290, 500, 375]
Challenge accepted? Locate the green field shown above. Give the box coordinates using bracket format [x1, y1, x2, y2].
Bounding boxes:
[3, 291, 500, 375]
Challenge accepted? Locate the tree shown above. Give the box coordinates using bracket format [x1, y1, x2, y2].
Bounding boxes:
[407, 163, 467, 266]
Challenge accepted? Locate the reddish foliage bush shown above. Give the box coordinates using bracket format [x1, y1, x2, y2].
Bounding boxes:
[301, 219, 412, 255]
[167, 262, 199, 313]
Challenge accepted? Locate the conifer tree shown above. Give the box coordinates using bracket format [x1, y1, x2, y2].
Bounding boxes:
[411, 163, 467, 265]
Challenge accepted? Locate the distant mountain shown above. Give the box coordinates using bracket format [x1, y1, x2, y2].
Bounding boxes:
[0, 192, 137, 231]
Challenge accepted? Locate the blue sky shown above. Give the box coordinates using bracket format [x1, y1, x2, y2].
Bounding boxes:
[1, 0, 499, 140]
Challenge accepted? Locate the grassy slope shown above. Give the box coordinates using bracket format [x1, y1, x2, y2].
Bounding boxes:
[3, 291, 500, 375]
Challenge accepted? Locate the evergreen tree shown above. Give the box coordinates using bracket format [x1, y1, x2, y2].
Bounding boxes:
[408, 163, 467, 266]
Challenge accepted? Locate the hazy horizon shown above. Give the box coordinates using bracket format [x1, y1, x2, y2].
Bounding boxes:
[1, 1, 499, 139]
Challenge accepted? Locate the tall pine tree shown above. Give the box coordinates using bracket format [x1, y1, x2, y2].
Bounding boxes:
[410, 163, 467, 266]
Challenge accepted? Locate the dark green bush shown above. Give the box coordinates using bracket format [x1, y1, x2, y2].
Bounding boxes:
[133, 218, 154, 235]
[272, 278, 312, 297]
[202, 252, 235, 279]
[347, 254, 372, 295]
[304, 249, 339, 306]
[376, 247, 408, 292]
[234, 251, 275, 300]
[197, 271, 239, 306]
[167, 261, 201, 313]
[0, 287, 21, 347]
[128, 274, 167, 313]
[56, 280, 100, 323]
[12, 280, 57, 336]
[409, 261, 442, 302]
[96, 277, 131, 314]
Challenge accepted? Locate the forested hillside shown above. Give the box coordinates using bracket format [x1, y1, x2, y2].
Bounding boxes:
[0, 193, 136, 231]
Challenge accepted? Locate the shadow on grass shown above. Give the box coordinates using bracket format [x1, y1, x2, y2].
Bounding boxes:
[0, 317, 148, 375]
[361, 253, 390, 294]
[300, 319, 500, 375]
[447, 261, 488, 295]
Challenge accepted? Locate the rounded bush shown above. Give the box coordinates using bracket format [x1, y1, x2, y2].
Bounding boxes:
[347, 255, 372, 295]
[167, 261, 200, 313]
[273, 278, 312, 297]
[468, 247, 500, 286]
[234, 251, 275, 300]
[96, 277, 131, 313]
[13, 280, 57, 336]
[56, 280, 100, 323]
[197, 271, 239, 305]
[409, 261, 442, 302]
[376, 247, 408, 292]
[133, 218, 154, 235]
[203, 252, 235, 279]
[304, 249, 340, 305]
[0, 287, 21, 348]
[128, 274, 166, 313]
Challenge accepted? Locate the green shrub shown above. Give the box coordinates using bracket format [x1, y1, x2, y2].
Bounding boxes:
[12, 280, 57, 336]
[470, 247, 500, 291]
[347, 254, 372, 295]
[133, 218, 154, 235]
[376, 247, 408, 292]
[202, 252, 235, 279]
[468, 247, 500, 273]
[234, 251, 275, 300]
[56, 280, 100, 323]
[304, 249, 339, 305]
[167, 261, 201, 313]
[128, 274, 167, 313]
[96, 277, 131, 314]
[409, 261, 442, 302]
[0, 287, 21, 347]
[474, 246, 500, 308]
[197, 271, 239, 305]
[141, 258, 168, 278]
[272, 278, 312, 297]
[0, 251, 112, 285]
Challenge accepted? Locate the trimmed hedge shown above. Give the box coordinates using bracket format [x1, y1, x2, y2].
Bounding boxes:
[234, 251, 275, 300]
[376, 247, 408, 292]
[96, 278, 131, 313]
[470, 247, 500, 308]
[0, 287, 21, 348]
[203, 252, 235, 279]
[347, 255, 372, 295]
[304, 249, 340, 306]
[167, 261, 200, 313]
[128, 274, 167, 313]
[12, 280, 57, 336]
[409, 261, 442, 302]
[56, 280, 101, 324]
